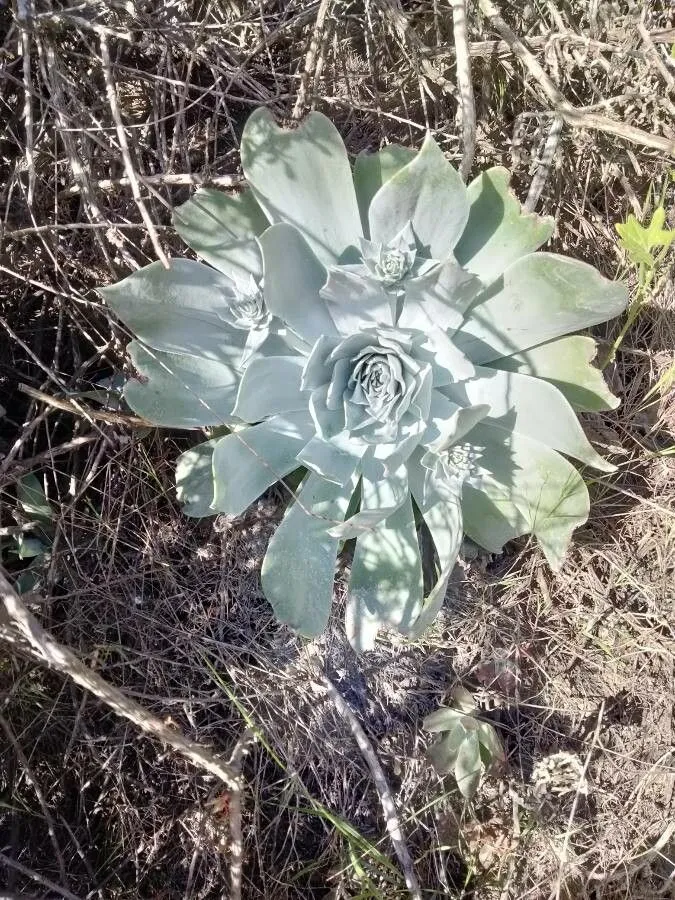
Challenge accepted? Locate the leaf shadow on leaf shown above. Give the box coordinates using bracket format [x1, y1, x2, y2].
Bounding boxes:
[454, 173, 507, 267]
[242, 111, 362, 264]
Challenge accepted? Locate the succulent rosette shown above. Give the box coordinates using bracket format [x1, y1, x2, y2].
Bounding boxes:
[100, 109, 628, 650]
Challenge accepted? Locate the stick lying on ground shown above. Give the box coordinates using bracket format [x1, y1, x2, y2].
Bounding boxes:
[0, 568, 244, 900]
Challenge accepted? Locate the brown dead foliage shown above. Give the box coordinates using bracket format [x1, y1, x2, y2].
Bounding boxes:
[0, 0, 673, 897]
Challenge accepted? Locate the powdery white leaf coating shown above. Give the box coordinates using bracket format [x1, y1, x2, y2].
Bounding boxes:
[99, 109, 629, 650]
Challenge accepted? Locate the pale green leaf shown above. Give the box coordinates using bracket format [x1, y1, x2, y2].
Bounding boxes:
[176, 439, 219, 517]
[14, 567, 43, 595]
[232, 355, 307, 421]
[329, 466, 408, 538]
[347, 493, 423, 651]
[461, 483, 529, 554]
[259, 224, 338, 343]
[241, 108, 362, 265]
[296, 434, 364, 486]
[454, 167, 554, 285]
[400, 257, 483, 336]
[125, 341, 240, 427]
[455, 731, 482, 797]
[320, 266, 395, 333]
[368, 134, 469, 259]
[353, 145, 416, 236]
[261, 471, 358, 636]
[407, 456, 463, 638]
[173, 188, 268, 279]
[423, 707, 465, 732]
[466, 422, 590, 568]
[100, 259, 249, 362]
[17, 473, 53, 523]
[444, 366, 615, 471]
[476, 721, 504, 763]
[427, 727, 466, 775]
[454, 253, 629, 363]
[491, 335, 620, 412]
[615, 208, 674, 268]
[452, 686, 478, 714]
[211, 412, 313, 516]
[420, 392, 484, 454]
[16, 535, 48, 559]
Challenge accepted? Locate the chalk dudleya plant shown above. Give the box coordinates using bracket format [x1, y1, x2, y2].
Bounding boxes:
[100, 109, 628, 650]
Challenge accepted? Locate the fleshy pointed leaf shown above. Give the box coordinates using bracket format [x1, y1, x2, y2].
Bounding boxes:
[329, 466, 408, 538]
[259, 224, 338, 343]
[423, 707, 465, 733]
[211, 413, 313, 516]
[369, 134, 469, 258]
[297, 434, 364, 486]
[427, 727, 467, 775]
[444, 366, 615, 471]
[125, 341, 240, 427]
[421, 392, 488, 454]
[233, 355, 307, 421]
[176, 439, 219, 517]
[17, 474, 53, 523]
[261, 472, 358, 636]
[454, 167, 554, 286]
[466, 422, 590, 568]
[455, 731, 482, 798]
[241, 108, 362, 265]
[173, 188, 268, 279]
[452, 686, 478, 715]
[461, 483, 529, 554]
[407, 457, 463, 638]
[100, 259, 251, 362]
[320, 266, 395, 333]
[347, 492, 423, 651]
[399, 257, 483, 336]
[475, 721, 505, 764]
[491, 335, 620, 412]
[454, 253, 629, 363]
[353, 145, 416, 236]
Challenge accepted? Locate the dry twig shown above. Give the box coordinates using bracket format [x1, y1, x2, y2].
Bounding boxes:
[450, 0, 476, 180]
[525, 115, 563, 212]
[313, 661, 422, 900]
[0, 712, 69, 888]
[59, 172, 243, 198]
[98, 34, 170, 268]
[0, 568, 241, 789]
[478, 0, 675, 157]
[0, 852, 82, 900]
[17, 383, 153, 429]
[292, 0, 333, 120]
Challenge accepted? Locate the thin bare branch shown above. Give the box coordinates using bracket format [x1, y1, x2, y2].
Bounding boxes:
[292, 0, 332, 120]
[450, 0, 476, 180]
[0, 567, 241, 793]
[98, 34, 170, 268]
[478, 0, 675, 157]
[313, 662, 422, 900]
[525, 115, 563, 212]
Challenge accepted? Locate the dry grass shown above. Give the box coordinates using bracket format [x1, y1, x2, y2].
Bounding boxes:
[1, 0, 674, 897]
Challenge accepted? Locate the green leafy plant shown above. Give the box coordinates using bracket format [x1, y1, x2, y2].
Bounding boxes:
[607, 202, 674, 366]
[1, 473, 55, 594]
[100, 109, 628, 649]
[423, 688, 504, 799]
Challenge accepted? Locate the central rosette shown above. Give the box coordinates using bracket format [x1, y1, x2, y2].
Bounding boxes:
[300, 327, 435, 479]
[338, 332, 427, 442]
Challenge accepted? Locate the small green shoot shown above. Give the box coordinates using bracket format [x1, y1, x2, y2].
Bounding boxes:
[1, 473, 55, 594]
[606, 198, 674, 366]
[423, 687, 505, 799]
